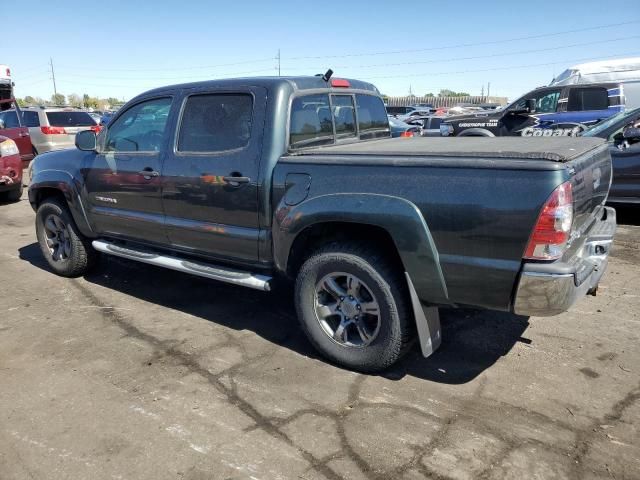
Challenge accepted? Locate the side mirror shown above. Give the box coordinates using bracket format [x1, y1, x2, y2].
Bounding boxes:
[526, 98, 536, 113]
[622, 127, 640, 141]
[75, 130, 97, 151]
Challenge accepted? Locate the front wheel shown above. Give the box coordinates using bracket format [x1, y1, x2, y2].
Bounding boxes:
[295, 243, 413, 372]
[35, 199, 97, 277]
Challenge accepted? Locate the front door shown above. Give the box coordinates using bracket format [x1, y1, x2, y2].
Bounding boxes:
[162, 88, 266, 264]
[83, 96, 174, 245]
[501, 88, 563, 136]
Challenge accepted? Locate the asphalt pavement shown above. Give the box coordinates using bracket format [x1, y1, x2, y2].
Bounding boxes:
[1, 192, 638, 480]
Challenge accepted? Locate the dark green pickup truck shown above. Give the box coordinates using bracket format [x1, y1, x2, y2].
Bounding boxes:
[28, 75, 616, 371]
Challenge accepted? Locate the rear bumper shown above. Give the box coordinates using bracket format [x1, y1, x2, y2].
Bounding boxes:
[513, 206, 616, 317]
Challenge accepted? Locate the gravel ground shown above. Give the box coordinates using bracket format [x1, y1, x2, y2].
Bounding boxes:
[1, 192, 638, 480]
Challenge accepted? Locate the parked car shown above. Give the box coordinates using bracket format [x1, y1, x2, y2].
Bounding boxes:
[100, 111, 115, 126]
[0, 100, 35, 165]
[0, 135, 23, 202]
[404, 115, 447, 137]
[0, 65, 12, 112]
[582, 106, 640, 204]
[388, 116, 420, 137]
[441, 82, 639, 137]
[29, 75, 615, 372]
[16, 106, 100, 155]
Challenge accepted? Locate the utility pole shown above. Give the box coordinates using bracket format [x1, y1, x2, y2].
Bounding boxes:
[49, 57, 57, 97]
[487, 82, 491, 99]
[481, 85, 485, 99]
[276, 49, 281, 76]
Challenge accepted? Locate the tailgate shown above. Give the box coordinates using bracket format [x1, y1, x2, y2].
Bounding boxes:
[567, 142, 612, 234]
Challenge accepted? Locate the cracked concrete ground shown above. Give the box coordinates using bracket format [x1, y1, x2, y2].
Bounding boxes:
[0, 193, 638, 480]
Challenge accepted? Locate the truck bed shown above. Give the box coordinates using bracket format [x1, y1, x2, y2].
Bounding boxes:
[289, 136, 606, 163]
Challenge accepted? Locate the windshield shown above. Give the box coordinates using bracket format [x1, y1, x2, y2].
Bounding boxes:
[582, 107, 640, 137]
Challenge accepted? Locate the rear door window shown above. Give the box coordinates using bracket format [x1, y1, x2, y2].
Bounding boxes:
[289, 94, 334, 148]
[46, 111, 95, 127]
[355, 94, 390, 139]
[177, 93, 253, 152]
[331, 95, 356, 139]
[567, 87, 609, 111]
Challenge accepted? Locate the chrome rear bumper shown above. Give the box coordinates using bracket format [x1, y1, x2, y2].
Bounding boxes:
[513, 206, 616, 317]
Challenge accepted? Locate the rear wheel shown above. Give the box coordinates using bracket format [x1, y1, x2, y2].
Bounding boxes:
[35, 199, 97, 277]
[295, 242, 413, 372]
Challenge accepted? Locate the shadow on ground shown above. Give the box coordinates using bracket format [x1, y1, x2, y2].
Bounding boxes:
[19, 242, 529, 384]
[612, 205, 640, 226]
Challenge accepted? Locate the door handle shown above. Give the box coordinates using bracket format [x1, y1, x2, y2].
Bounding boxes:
[138, 168, 160, 179]
[222, 174, 250, 186]
[19, 132, 30, 137]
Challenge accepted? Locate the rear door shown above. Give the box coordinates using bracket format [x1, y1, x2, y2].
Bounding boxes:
[84, 96, 175, 244]
[161, 87, 266, 264]
[0, 109, 33, 161]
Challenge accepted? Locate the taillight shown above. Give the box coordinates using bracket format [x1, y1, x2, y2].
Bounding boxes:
[330, 78, 350, 88]
[400, 130, 414, 138]
[41, 126, 66, 135]
[524, 181, 573, 260]
[90, 125, 102, 133]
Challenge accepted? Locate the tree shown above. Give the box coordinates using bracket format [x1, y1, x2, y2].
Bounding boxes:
[67, 93, 83, 108]
[424, 93, 435, 97]
[106, 97, 121, 107]
[51, 93, 66, 105]
[438, 89, 470, 97]
[83, 94, 99, 109]
[23, 96, 36, 106]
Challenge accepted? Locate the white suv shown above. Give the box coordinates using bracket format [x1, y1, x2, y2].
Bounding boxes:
[19, 107, 99, 154]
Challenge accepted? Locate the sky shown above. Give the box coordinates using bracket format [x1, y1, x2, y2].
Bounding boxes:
[4, 0, 640, 103]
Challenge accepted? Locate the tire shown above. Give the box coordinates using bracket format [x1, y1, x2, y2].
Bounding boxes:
[295, 242, 413, 372]
[35, 198, 97, 277]
[4, 183, 23, 203]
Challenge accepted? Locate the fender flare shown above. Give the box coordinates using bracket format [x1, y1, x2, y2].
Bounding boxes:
[273, 193, 449, 305]
[28, 169, 94, 237]
[457, 128, 495, 137]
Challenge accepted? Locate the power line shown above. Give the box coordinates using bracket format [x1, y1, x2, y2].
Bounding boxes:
[357, 51, 640, 80]
[288, 20, 640, 59]
[55, 57, 275, 73]
[285, 35, 640, 71]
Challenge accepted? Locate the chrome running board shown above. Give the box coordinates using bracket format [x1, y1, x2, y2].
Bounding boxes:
[92, 240, 272, 291]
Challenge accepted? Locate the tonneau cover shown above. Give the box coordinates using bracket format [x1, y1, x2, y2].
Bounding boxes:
[294, 137, 606, 162]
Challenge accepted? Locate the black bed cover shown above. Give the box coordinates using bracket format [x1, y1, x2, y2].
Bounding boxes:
[295, 137, 606, 163]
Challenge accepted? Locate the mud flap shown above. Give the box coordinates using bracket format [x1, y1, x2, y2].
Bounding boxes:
[405, 272, 442, 357]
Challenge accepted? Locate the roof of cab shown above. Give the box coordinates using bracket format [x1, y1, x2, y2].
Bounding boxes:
[136, 76, 380, 99]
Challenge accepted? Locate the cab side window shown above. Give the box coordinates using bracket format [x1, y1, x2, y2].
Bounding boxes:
[105, 97, 172, 153]
[177, 94, 253, 152]
[535, 90, 561, 113]
[567, 87, 608, 111]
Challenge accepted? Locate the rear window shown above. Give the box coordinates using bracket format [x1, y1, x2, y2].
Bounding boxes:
[356, 94, 390, 139]
[567, 87, 609, 111]
[21, 111, 39, 127]
[289, 93, 390, 149]
[289, 94, 334, 148]
[46, 111, 95, 127]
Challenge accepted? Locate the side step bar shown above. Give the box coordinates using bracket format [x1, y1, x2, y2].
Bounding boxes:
[92, 240, 272, 291]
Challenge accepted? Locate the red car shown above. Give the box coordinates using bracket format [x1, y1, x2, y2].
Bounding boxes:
[0, 135, 23, 202]
[0, 98, 34, 166]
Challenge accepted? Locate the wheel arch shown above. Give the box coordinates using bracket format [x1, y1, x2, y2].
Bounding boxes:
[29, 170, 94, 237]
[274, 193, 449, 306]
[457, 128, 495, 137]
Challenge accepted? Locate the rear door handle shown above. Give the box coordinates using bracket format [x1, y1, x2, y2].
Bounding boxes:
[138, 168, 160, 179]
[222, 175, 250, 186]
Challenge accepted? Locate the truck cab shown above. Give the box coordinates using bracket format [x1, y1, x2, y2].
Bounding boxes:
[441, 83, 630, 137]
